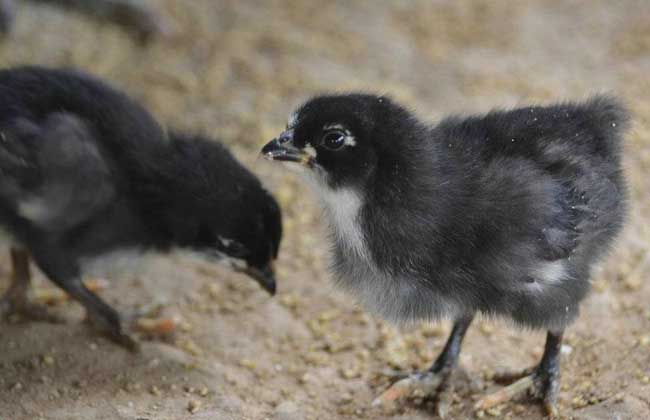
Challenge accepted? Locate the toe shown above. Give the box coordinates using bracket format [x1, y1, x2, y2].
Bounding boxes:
[475, 375, 535, 411]
[373, 376, 417, 406]
[476, 367, 562, 417]
[372, 371, 447, 407]
[542, 376, 560, 417]
[434, 382, 455, 418]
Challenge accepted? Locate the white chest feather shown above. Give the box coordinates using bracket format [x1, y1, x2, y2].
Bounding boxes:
[319, 188, 368, 259]
[301, 174, 368, 259]
[304, 176, 461, 323]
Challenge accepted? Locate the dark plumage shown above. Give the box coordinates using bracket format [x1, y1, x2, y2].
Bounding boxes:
[262, 93, 628, 415]
[0, 66, 282, 350]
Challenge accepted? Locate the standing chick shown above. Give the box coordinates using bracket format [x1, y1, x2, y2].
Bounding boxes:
[262, 94, 628, 415]
[0, 66, 281, 350]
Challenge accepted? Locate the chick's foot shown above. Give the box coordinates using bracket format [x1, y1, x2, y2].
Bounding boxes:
[0, 291, 63, 323]
[83, 308, 140, 352]
[372, 316, 474, 417]
[1, 247, 63, 323]
[373, 369, 456, 417]
[475, 331, 563, 417]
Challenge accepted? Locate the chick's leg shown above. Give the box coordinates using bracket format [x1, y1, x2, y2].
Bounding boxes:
[374, 315, 474, 415]
[50, 275, 140, 351]
[0, 248, 62, 322]
[475, 331, 562, 417]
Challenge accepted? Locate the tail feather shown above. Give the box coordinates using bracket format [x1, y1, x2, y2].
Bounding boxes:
[582, 95, 630, 158]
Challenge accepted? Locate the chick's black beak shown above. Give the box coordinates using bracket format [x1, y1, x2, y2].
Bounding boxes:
[243, 261, 277, 295]
[261, 130, 313, 166]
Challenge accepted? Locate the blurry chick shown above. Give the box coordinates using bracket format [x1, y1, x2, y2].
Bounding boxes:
[0, 66, 281, 350]
[0, 0, 169, 42]
[262, 94, 628, 415]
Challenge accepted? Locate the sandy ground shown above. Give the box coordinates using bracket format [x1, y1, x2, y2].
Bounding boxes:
[0, 0, 649, 419]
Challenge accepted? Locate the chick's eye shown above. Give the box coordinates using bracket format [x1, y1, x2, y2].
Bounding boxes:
[321, 130, 346, 150]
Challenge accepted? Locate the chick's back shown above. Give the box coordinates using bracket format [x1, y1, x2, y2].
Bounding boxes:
[0, 66, 166, 172]
[428, 96, 628, 325]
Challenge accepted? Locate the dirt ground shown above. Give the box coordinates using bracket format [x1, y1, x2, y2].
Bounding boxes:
[0, 0, 649, 419]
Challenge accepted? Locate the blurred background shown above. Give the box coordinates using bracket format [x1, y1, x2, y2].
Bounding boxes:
[0, 1, 648, 419]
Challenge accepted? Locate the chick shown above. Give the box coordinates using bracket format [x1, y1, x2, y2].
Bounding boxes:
[262, 94, 628, 415]
[0, 66, 281, 350]
[0, 0, 169, 42]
